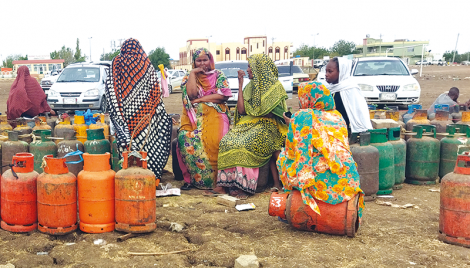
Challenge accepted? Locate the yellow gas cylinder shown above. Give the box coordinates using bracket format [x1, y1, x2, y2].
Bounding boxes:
[73, 112, 88, 144]
[54, 115, 74, 144]
[0, 115, 13, 137]
[89, 114, 109, 141]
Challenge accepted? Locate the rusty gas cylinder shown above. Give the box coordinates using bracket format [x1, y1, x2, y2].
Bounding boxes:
[32, 117, 52, 133]
[54, 115, 74, 144]
[268, 192, 288, 220]
[89, 114, 110, 141]
[37, 155, 77, 235]
[2, 131, 28, 174]
[14, 118, 33, 144]
[0, 115, 13, 136]
[430, 111, 453, 140]
[1, 153, 38, 232]
[350, 132, 379, 201]
[57, 130, 84, 177]
[388, 127, 407, 190]
[268, 190, 360, 237]
[405, 110, 430, 141]
[115, 151, 156, 233]
[84, 128, 110, 155]
[78, 152, 115, 233]
[457, 111, 470, 126]
[45, 113, 57, 136]
[439, 153, 470, 247]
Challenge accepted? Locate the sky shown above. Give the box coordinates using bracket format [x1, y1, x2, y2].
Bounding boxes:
[1, 0, 469, 63]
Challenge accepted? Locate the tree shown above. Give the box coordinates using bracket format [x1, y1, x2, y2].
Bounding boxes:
[100, 49, 121, 61]
[330, 40, 358, 56]
[74, 38, 86, 62]
[2, 54, 28, 68]
[293, 44, 330, 60]
[148, 47, 170, 69]
[50, 46, 74, 66]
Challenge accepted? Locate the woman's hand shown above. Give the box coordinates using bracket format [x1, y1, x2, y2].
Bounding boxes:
[283, 112, 291, 125]
[238, 70, 245, 84]
[190, 98, 200, 105]
[191, 67, 205, 74]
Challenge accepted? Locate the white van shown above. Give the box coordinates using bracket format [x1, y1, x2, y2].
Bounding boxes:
[47, 63, 109, 112]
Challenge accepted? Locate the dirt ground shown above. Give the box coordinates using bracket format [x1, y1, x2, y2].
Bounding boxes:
[0, 66, 470, 268]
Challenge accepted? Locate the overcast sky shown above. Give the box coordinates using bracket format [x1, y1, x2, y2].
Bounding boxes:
[1, 0, 469, 62]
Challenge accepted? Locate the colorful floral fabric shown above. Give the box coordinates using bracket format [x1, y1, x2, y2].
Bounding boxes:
[277, 81, 364, 219]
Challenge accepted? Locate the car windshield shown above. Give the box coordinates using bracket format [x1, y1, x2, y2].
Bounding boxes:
[57, 67, 100, 82]
[276, 66, 304, 76]
[353, 60, 409, 76]
[215, 62, 248, 78]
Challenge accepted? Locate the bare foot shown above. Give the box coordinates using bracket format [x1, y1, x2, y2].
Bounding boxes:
[229, 188, 249, 200]
[211, 186, 227, 194]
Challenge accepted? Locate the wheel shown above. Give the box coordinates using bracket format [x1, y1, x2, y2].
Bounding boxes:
[168, 84, 173, 94]
[100, 95, 108, 113]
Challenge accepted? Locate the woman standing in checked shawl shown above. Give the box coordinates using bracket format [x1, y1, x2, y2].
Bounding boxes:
[105, 38, 172, 178]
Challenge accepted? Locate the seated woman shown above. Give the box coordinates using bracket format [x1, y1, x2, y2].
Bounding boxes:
[325, 57, 372, 133]
[211, 54, 288, 198]
[177, 48, 232, 190]
[277, 81, 364, 218]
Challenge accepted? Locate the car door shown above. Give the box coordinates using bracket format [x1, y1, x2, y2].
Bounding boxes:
[170, 72, 181, 89]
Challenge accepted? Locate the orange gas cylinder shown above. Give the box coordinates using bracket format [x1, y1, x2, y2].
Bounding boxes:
[268, 192, 288, 220]
[268, 190, 359, 237]
[439, 152, 470, 247]
[115, 151, 156, 233]
[37, 155, 77, 235]
[1, 153, 38, 232]
[78, 152, 115, 233]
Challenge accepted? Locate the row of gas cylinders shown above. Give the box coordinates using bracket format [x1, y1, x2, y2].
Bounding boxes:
[1, 128, 121, 178]
[351, 124, 470, 200]
[0, 151, 156, 235]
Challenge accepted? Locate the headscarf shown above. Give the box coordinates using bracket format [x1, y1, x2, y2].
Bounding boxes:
[7, 66, 51, 120]
[192, 48, 216, 92]
[325, 57, 372, 133]
[105, 38, 171, 177]
[278, 81, 363, 216]
[243, 54, 287, 118]
[158, 64, 166, 80]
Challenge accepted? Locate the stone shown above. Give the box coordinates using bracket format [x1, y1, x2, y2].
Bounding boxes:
[170, 222, 184, 232]
[0, 264, 15, 268]
[234, 255, 259, 268]
[370, 119, 399, 129]
[217, 195, 243, 207]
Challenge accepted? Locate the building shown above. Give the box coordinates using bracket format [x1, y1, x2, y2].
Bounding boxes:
[12, 59, 65, 77]
[176, 36, 293, 70]
[355, 37, 430, 64]
[169, 59, 180, 69]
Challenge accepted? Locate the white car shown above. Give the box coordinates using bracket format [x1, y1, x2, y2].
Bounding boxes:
[41, 74, 60, 95]
[157, 69, 186, 94]
[47, 63, 109, 112]
[351, 57, 421, 105]
[215, 60, 293, 107]
[415, 60, 430, 65]
[276, 65, 310, 91]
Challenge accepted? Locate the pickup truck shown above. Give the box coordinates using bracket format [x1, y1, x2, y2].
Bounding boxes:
[214, 60, 293, 107]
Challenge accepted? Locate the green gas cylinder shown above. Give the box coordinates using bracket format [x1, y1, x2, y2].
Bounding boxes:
[30, 129, 57, 173]
[111, 138, 121, 172]
[84, 128, 110, 155]
[369, 129, 395, 195]
[388, 127, 407, 190]
[406, 125, 440, 184]
[439, 124, 470, 180]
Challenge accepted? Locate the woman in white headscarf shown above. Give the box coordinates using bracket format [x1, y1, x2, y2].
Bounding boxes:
[325, 57, 372, 133]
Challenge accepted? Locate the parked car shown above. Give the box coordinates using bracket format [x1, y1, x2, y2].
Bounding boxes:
[157, 69, 186, 94]
[348, 57, 421, 105]
[276, 65, 309, 91]
[47, 63, 109, 112]
[214, 60, 293, 107]
[461, 61, 470, 66]
[316, 65, 326, 83]
[415, 60, 430, 65]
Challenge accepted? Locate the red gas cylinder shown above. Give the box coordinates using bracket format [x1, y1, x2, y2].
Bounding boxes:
[1, 153, 38, 232]
[115, 151, 156, 233]
[78, 152, 115, 233]
[440, 152, 470, 247]
[37, 155, 77, 235]
[268, 190, 359, 237]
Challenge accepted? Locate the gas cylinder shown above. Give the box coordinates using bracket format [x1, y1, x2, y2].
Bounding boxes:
[54, 115, 74, 144]
[78, 152, 115, 233]
[14, 118, 33, 144]
[430, 111, 453, 140]
[84, 128, 111, 155]
[89, 114, 110, 141]
[1, 153, 38, 232]
[268, 190, 360, 237]
[439, 152, 470, 247]
[37, 155, 77, 235]
[369, 129, 395, 195]
[45, 114, 57, 136]
[0, 115, 13, 136]
[2, 131, 28, 173]
[111, 138, 121, 172]
[73, 111, 88, 144]
[406, 125, 440, 185]
[388, 127, 407, 190]
[451, 105, 463, 123]
[32, 117, 52, 133]
[349, 132, 379, 201]
[115, 151, 156, 233]
[457, 111, 470, 126]
[402, 104, 422, 124]
[439, 124, 470, 180]
[405, 109, 430, 141]
[30, 130, 57, 173]
[57, 130, 84, 177]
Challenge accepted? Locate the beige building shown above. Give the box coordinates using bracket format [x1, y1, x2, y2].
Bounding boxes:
[12, 59, 64, 78]
[176, 36, 293, 70]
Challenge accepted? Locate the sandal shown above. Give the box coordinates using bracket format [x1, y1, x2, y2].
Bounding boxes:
[270, 187, 280, 192]
[180, 183, 193, 191]
[202, 189, 226, 197]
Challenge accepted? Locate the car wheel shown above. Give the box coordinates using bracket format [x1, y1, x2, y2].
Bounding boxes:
[168, 84, 173, 94]
[100, 96, 108, 113]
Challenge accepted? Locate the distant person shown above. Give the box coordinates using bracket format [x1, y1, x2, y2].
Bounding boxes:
[428, 87, 459, 115]
[325, 57, 372, 133]
[158, 64, 170, 98]
[7, 66, 55, 120]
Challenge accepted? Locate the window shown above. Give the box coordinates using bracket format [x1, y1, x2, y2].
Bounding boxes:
[216, 50, 220, 55]
[407, 47, 414, 52]
[33, 64, 47, 74]
[275, 47, 280, 53]
[225, 48, 230, 61]
[236, 48, 240, 54]
[268, 47, 273, 53]
[250, 45, 252, 52]
[284, 47, 288, 53]
[257, 43, 259, 49]
[241, 48, 247, 54]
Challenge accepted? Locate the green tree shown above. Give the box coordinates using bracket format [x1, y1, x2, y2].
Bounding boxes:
[2, 54, 28, 68]
[293, 44, 329, 59]
[330, 40, 358, 56]
[443, 51, 463, 63]
[148, 47, 170, 69]
[74, 38, 86, 62]
[100, 49, 121, 61]
[50, 46, 74, 66]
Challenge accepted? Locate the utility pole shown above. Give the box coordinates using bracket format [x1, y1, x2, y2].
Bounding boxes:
[379, 34, 382, 56]
[452, 33, 459, 64]
[88, 37, 92, 62]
